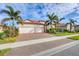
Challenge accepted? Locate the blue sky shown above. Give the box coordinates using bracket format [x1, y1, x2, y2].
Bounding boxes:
[0, 3, 79, 24]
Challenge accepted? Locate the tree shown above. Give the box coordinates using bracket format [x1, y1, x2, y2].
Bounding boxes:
[68, 19, 77, 32]
[0, 5, 24, 36]
[47, 13, 55, 28]
[47, 13, 64, 32]
[52, 15, 64, 30]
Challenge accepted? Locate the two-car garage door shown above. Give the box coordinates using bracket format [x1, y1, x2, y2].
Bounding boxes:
[19, 24, 44, 34]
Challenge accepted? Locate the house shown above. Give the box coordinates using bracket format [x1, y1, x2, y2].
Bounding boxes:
[75, 25, 79, 31]
[66, 23, 75, 31]
[46, 23, 76, 31]
[19, 20, 45, 34]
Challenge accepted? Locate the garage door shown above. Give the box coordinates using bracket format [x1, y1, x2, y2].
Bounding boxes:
[19, 24, 44, 34]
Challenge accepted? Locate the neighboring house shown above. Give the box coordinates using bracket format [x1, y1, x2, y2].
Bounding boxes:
[19, 20, 45, 34]
[75, 25, 79, 31]
[46, 23, 76, 31]
[47, 23, 67, 30]
[66, 23, 75, 31]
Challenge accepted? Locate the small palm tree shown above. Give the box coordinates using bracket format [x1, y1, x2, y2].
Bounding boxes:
[0, 5, 24, 36]
[68, 19, 77, 32]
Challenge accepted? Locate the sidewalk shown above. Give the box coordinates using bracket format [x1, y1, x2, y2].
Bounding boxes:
[6, 38, 74, 56]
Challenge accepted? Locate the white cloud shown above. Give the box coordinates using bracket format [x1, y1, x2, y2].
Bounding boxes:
[29, 3, 78, 20]
[46, 3, 78, 18]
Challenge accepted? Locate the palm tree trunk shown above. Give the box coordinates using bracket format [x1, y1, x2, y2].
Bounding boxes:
[70, 24, 72, 32]
[12, 20, 16, 37]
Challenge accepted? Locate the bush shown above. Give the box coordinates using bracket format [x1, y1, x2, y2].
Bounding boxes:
[75, 29, 79, 32]
[0, 32, 6, 39]
[46, 28, 56, 33]
[3, 28, 19, 37]
[4, 30, 12, 37]
[14, 28, 19, 36]
[46, 28, 70, 33]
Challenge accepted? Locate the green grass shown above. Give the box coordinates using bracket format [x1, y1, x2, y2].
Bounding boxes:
[0, 37, 16, 44]
[53, 32, 79, 36]
[0, 48, 11, 56]
[69, 36, 79, 40]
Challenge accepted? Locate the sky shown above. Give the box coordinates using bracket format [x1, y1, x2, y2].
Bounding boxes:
[0, 3, 79, 25]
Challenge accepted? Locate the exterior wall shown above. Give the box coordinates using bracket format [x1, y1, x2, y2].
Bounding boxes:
[75, 26, 79, 31]
[66, 24, 75, 31]
[47, 25, 55, 29]
[19, 24, 44, 34]
[66, 24, 70, 31]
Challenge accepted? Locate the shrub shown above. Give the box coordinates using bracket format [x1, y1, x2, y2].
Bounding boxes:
[75, 29, 79, 32]
[14, 28, 19, 36]
[4, 30, 12, 37]
[0, 32, 6, 39]
[46, 28, 56, 33]
[46, 28, 69, 33]
[3, 28, 19, 37]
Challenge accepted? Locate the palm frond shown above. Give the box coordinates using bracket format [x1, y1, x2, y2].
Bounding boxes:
[51, 13, 55, 17]
[1, 18, 12, 24]
[60, 18, 65, 21]
[14, 11, 21, 16]
[6, 6, 14, 15]
[53, 15, 59, 20]
[47, 14, 52, 20]
[0, 9, 11, 16]
[15, 16, 24, 25]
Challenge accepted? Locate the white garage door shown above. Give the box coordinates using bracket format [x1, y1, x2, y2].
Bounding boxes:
[19, 24, 44, 34]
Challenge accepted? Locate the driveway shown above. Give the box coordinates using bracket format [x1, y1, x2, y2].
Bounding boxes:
[16, 33, 53, 41]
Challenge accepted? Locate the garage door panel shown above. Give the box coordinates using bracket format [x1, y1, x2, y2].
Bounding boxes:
[19, 27, 35, 33]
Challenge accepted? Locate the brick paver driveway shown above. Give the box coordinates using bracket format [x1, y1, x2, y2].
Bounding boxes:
[17, 33, 53, 41]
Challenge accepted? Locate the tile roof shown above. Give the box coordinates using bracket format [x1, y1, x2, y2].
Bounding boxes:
[23, 19, 45, 25]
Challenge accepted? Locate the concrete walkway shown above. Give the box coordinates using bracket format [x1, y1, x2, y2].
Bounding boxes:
[0, 34, 79, 50]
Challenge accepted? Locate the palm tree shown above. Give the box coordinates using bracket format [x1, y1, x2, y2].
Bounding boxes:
[0, 5, 24, 36]
[68, 19, 77, 32]
[47, 13, 64, 31]
[52, 15, 64, 30]
[47, 13, 55, 28]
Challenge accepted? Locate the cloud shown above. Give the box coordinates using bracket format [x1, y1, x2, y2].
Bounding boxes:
[0, 3, 79, 21]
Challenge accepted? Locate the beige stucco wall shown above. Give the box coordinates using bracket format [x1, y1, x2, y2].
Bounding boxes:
[66, 24, 75, 31]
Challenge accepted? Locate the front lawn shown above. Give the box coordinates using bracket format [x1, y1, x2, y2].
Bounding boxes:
[0, 37, 16, 44]
[0, 48, 11, 56]
[53, 32, 79, 36]
[69, 36, 79, 40]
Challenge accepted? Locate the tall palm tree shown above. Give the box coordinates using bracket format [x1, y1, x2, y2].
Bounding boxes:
[68, 19, 77, 32]
[47, 13, 64, 30]
[47, 13, 55, 28]
[0, 6, 24, 36]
